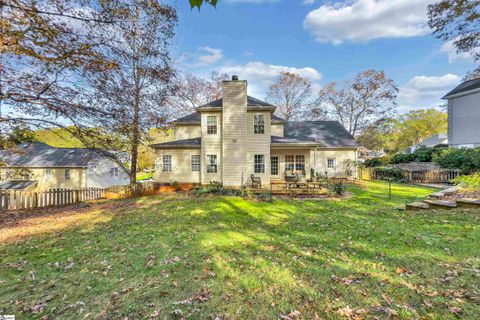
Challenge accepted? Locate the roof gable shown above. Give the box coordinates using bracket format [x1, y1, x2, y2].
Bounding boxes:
[443, 77, 480, 99]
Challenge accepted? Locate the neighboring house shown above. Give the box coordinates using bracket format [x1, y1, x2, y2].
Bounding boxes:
[0, 143, 130, 191]
[443, 78, 480, 148]
[151, 76, 359, 187]
[406, 133, 448, 153]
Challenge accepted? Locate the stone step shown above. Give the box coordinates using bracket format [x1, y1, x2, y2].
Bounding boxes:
[406, 202, 429, 211]
[424, 199, 458, 210]
[455, 198, 480, 209]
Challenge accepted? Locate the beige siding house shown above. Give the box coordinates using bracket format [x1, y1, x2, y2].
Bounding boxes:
[152, 76, 359, 187]
[0, 143, 130, 191]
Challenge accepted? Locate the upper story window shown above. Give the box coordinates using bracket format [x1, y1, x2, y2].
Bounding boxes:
[45, 169, 52, 178]
[111, 168, 119, 177]
[191, 155, 200, 172]
[163, 155, 172, 172]
[64, 169, 71, 180]
[254, 114, 265, 134]
[327, 158, 336, 169]
[207, 116, 217, 134]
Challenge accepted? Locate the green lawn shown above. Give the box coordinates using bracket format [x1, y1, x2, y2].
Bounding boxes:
[1, 181, 479, 319]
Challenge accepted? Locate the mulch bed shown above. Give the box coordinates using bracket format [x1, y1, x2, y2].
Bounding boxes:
[442, 189, 480, 201]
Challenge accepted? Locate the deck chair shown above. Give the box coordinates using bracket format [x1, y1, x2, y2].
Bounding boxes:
[251, 174, 262, 189]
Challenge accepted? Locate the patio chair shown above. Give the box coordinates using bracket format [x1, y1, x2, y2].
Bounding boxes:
[284, 172, 297, 189]
[250, 174, 262, 189]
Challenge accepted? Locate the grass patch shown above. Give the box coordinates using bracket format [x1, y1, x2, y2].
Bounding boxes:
[0, 181, 479, 319]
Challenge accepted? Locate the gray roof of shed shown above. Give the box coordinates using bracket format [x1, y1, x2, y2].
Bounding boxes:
[0, 143, 111, 167]
[443, 77, 480, 99]
[196, 95, 273, 110]
[283, 121, 359, 148]
[0, 180, 37, 190]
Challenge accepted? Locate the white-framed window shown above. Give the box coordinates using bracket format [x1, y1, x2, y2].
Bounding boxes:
[254, 154, 265, 174]
[207, 155, 217, 173]
[285, 155, 306, 173]
[271, 156, 279, 175]
[254, 114, 265, 134]
[295, 155, 305, 172]
[45, 169, 52, 178]
[207, 116, 217, 134]
[327, 158, 336, 169]
[191, 155, 200, 172]
[111, 168, 119, 177]
[64, 169, 71, 180]
[163, 155, 172, 172]
[285, 155, 295, 171]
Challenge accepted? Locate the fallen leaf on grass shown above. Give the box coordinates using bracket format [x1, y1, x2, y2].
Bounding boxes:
[163, 256, 181, 264]
[173, 287, 210, 305]
[335, 306, 367, 319]
[449, 306, 462, 315]
[280, 309, 301, 319]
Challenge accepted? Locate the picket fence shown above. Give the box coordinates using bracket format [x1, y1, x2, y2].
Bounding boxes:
[0, 187, 105, 212]
[360, 167, 461, 183]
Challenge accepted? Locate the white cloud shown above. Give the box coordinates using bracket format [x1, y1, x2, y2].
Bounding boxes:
[303, 0, 315, 5]
[398, 74, 461, 112]
[198, 47, 223, 65]
[440, 40, 478, 63]
[219, 61, 322, 97]
[304, 0, 435, 44]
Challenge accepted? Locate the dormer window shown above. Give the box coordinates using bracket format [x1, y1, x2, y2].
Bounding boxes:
[254, 114, 265, 134]
[207, 116, 217, 134]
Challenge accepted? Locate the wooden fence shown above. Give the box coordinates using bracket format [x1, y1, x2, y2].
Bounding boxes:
[0, 187, 105, 212]
[360, 167, 461, 184]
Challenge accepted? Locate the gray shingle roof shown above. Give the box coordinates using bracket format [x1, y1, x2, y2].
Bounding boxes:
[0, 180, 38, 190]
[172, 112, 201, 124]
[283, 121, 359, 148]
[443, 77, 480, 99]
[150, 137, 201, 148]
[196, 95, 273, 110]
[0, 143, 109, 167]
[271, 114, 286, 123]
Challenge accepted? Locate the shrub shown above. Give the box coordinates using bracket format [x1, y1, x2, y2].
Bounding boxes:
[452, 173, 480, 191]
[433, 147, 480, 174]
[391, 146, 448, 164]
[374, 167, 404, 182]
[193, 181, 242, 197]
[391, 153, 416, 164]
[331, 181, 346, 196]
[363, 156, 390, 167]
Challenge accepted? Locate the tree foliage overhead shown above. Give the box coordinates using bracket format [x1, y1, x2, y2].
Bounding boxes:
[313, 69, 398, 137]
[267, 72, 312, 121]
[428, 0, 480, 78]
[189, 0, 217, 9]
[1, 0, 178, 185]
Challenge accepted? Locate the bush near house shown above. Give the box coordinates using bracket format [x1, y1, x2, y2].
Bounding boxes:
[452, 173, 480, 191]
[433, 147, 480, 174]
[363, 156, 391, 167]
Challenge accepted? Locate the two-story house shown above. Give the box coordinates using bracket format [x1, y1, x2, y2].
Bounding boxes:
[443, 77, 480, 148]
[151, 76, 359, 187]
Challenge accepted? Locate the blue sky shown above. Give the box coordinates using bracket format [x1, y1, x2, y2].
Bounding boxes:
[171, 0, 477, 113]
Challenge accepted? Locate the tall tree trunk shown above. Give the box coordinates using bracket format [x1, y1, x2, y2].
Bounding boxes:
[129, 0, 140, 188]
